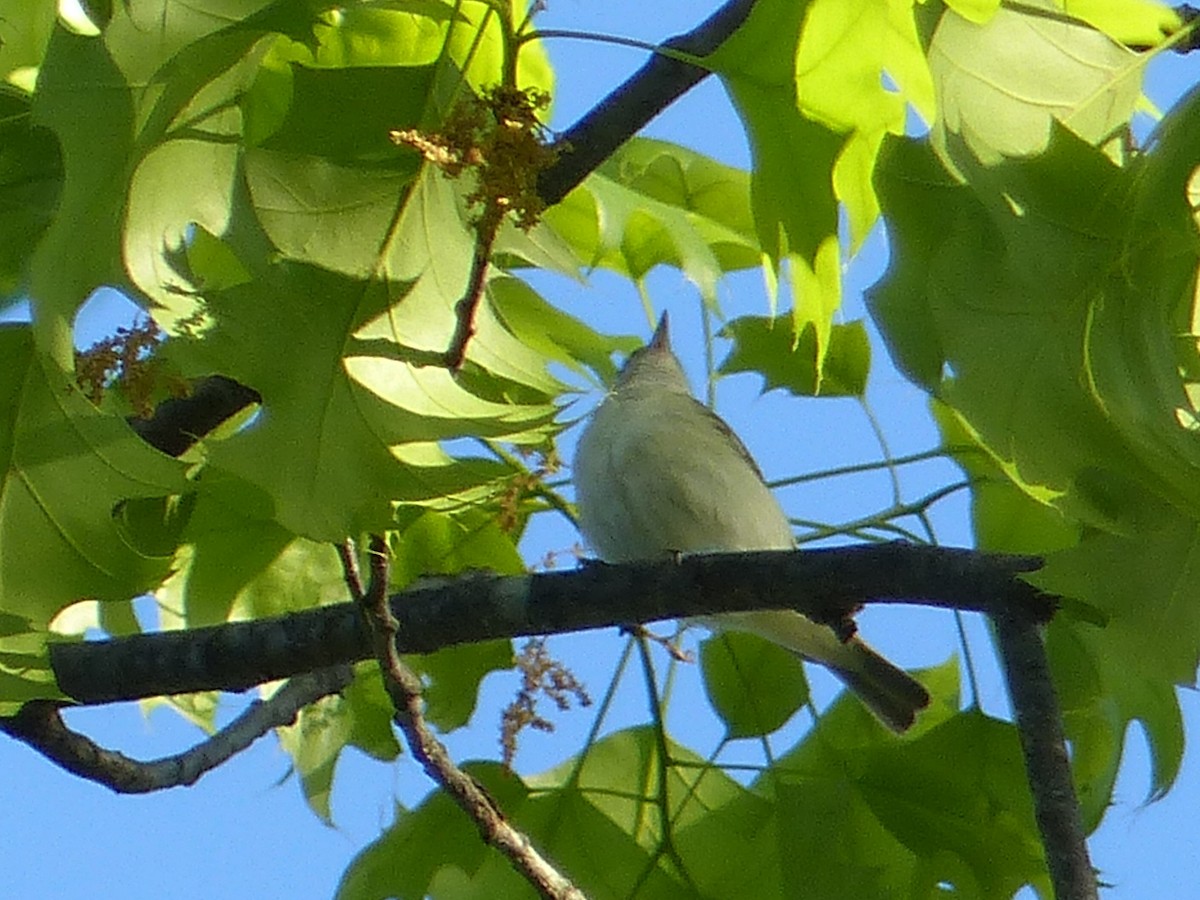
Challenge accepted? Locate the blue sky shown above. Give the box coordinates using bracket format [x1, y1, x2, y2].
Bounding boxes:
[2, 3, 1199, 897]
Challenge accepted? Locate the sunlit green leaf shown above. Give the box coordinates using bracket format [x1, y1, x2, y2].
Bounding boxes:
[0, 0, 57, 82]
[545, 138, 761, 308]
[795, 0, 935, 247]
[929, 0, 1144, 175]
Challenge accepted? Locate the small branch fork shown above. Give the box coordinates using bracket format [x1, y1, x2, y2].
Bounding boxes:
[345, 536, 585, 900]
[0, 666, 352, 793]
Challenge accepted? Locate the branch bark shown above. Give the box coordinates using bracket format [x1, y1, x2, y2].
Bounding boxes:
[993, 609, 1098, 900]
[0, 666, 352, 792]
[48, 543, 1052, 705]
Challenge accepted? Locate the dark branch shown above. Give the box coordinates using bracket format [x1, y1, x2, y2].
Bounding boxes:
[536, 0, 758, 205]
[0, 666, 352, 793]
[128, 374, 260, 456]
[993, 610, 1098, 900]
[48, 543, 1053, 706]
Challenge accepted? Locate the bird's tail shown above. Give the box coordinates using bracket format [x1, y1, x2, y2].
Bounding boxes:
[706, 611, 931, 732]
[824, 636, 931, 733]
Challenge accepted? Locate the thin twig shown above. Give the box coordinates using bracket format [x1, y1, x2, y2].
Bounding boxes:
[336, 538, 365, 600]
[0, 666, 353, 793]
[352, 535, 586, 900]
[443, 207, 502, 369]
[795, 479, 975, 544]
[993, 609, 1098, 900]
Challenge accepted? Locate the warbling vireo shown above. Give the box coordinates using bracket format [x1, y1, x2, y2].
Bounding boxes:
[573, 312, 930, 732]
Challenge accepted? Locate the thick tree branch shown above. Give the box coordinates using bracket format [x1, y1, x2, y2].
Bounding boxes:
[536, 0, 758, 205]
[48, 543, 1053, 705]
[0, 666, 352, 793]
[354, 537, 585, 900]
[993, 610, 1098, 900]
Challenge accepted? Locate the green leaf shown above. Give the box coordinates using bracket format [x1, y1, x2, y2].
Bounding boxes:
[339, 740, 701, 898]
[261, 62, 437, 162]
[936, 398, 1185, 830]
[0, 611, 37, 638]
[708, 0, 839, 268]
[1034, 524, 1194, 818]
[297, 2, 553, 98]
[342, 663, 404, 761]
[0, 86, 61, 299]
[30, 2, 277, 332]
[276, 661, 405, 824]
[864, 139, 955, 390]
[167, 260, 553, 540]
[857, 711, 1047, 897]
[699, 630, 808, 738]
[1084, 81, 1200, 521]
[391, 507, 525, 581]
[336, 762, 534, 900]
[277, 644, 506, 824]
[156, 487, 349, 627]
[720, 315, 871, 397]
[487, 276, 638, 385]
[243, 158, 566, 396]
[869, 130, 1193, 533]
[276, 685, 358, 825]
[524, 727, 743, 895]
[678, 661, 966, 900]
[0, 623, 65, 714]
[30, 28, 135, 332]
[389, 508, 522, 731]
[737, 667, 1046, 900]
[0, 0, 56, 83]
[932, 399, 1083, 556]
[121, 23, 276, 307]
[929, 0, 1144, 175]
[112, 493, 197, 562]
[544, 137, 761, 307]
[1069, 0, 1182, 46]
[339, 670, 979, 900]
[794, 0, 936, 247]
[243, 149, 564, 397]
[0, 326, 186, 624]
[141, 690, 221, 734]
[707, 0, 846, 363]
[405, 640, 513, 732]
[244, 149, 416, 278]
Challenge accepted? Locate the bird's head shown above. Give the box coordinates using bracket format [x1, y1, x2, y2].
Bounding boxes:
[612, 312, 691, 396]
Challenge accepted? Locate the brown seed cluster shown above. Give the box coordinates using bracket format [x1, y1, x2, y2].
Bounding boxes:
[75, 318, 189, 417]
[499, 637, 591, 768]
[391, 85, 556, 231]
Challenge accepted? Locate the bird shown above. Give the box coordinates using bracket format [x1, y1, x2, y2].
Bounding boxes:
[572, 312, 930, 732]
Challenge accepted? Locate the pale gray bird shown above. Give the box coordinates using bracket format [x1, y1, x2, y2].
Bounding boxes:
[573, 312, 930, 732]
